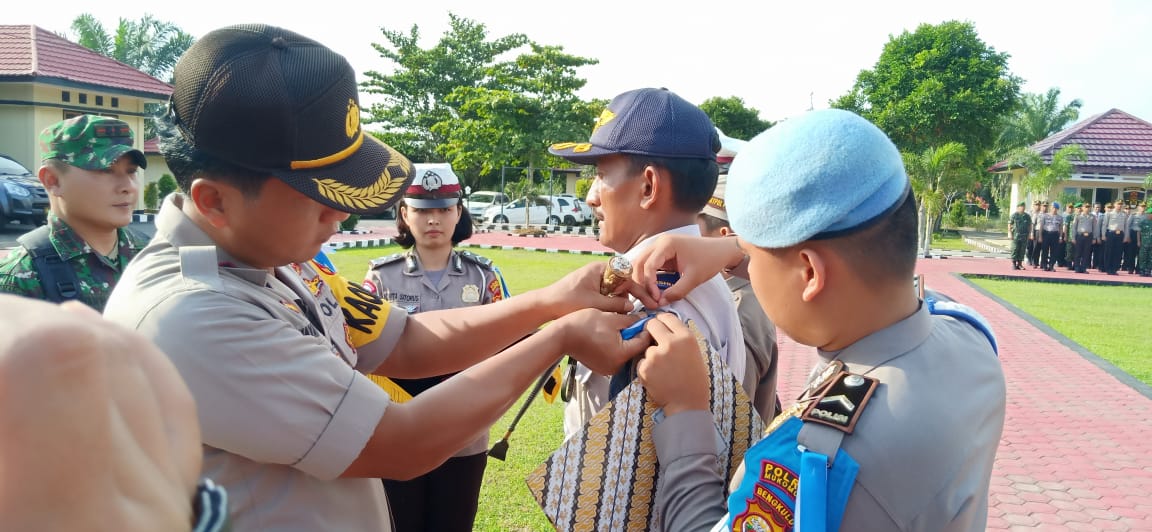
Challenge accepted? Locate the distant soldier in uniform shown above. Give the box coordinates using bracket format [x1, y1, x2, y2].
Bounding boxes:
[697, 174, 780, 419]
[1038, 202, 1063, 271]
[1008, 202, 1031, 270]
[1027, 200, 1043, 267]
[633, 109, 1005, 531]
[1062, 202, 1076, 269]
[1138, 206, 1152, 277]
[1123, 202, 1144, 274]
[1102, 201, 1129, 275]
[1072, 203, 1097, 274]
[1091, 202, 1105, 271]
[0, 115, 148, 311]
[362, 166, 506, 532]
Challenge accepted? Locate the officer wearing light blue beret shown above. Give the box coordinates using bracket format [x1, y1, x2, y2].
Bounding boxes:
[636, 109, 1007, 532]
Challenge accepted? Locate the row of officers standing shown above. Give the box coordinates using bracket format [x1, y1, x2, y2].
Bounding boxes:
[1009, 200, 1152, 276]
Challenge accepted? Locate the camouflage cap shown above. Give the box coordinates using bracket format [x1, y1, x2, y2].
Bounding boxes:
[39, 115, 147, 171]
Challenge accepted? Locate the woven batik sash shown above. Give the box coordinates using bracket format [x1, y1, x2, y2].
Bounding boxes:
[526, 321, 764, 531]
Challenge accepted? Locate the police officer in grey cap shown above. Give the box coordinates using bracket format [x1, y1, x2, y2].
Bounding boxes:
[697, 174, 780, 420]
[630, 109, 1006, 531]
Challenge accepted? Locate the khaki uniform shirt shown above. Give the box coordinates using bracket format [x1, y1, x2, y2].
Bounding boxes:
[0, 213, 146, 311]
[653, 303, 1006, 532]
[363, 248, 505, 456]
[103, 195, 408, 531]
[728, 275, 779, 420]
[563, 225, 747, 437]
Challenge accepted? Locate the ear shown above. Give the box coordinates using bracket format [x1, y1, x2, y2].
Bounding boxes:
[796, 247, 827, 302]
[188, 179, 232, 228]
[38, 166, 62, 195]
[718, 226, 734, 237]
[639, 165, 661, 210]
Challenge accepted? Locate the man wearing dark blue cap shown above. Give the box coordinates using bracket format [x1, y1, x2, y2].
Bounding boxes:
[630, 109, 1006, 531]
[549, 87, 753, 436]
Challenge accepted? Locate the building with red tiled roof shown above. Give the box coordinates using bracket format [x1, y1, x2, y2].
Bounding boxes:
[991, 109, 1152, 208]
[0, 24, 174, 205]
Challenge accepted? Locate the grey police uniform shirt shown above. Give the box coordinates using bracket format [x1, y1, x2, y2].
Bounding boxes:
[1074, 213, 1097, 236]
[1031, 210, 1043, 236]
[363, 248, 501, 457]
[563, 225, 748, 438]
[103, 195, 408, 532]
[728, 275, 780, 420]
[1040, 212, 1063, 233]
[1104, 211, 1129, 237]
[652, 302, 1006, 532]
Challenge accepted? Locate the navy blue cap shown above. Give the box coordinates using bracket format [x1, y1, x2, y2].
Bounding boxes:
[727, 109, 910, 249]
[548, 88, 720, 164]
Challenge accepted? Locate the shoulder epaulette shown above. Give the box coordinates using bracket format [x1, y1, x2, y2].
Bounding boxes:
[369, 253, 406, 269]
[458, 250, 494, 269]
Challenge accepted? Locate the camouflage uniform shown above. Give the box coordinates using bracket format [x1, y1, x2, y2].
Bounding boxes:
[0, 213, 147, 311]
[1009, 210, 1031, 268]
[1140, 215, 1152, 276]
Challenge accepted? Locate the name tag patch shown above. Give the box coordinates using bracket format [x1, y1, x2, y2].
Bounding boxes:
[801, 372, 878, 434]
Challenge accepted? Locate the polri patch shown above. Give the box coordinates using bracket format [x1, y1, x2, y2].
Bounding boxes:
[801, 371, 878, 434]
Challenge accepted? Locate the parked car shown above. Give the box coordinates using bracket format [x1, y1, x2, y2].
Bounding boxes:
[465, 190, 509, 219]
[483, 195, 586, 226]
[0, 154, 49, 226]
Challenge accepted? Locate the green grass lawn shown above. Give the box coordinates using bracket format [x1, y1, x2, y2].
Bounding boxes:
[969, 278, 1152, 385]
[329, 245, 598, 531]
[931, 232, 977, 252]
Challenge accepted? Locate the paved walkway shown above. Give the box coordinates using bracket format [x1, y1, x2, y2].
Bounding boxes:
[337, 228, 1152, 531]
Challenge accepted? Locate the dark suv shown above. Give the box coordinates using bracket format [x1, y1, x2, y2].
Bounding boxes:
[0, 154, 49, 226]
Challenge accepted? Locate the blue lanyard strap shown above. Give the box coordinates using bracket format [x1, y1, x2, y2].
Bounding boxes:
[797, 450, 830, 532]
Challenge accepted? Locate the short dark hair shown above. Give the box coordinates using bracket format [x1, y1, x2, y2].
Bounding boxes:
[157, 112, 271, 198]
[393, 201, 473, 249]
[626, 154, 718, 213]
[824, 191, 918, 282]
[697, 212, 729, 234]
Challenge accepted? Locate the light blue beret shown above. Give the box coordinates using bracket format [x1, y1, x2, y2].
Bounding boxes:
[727, 109, 910, 249]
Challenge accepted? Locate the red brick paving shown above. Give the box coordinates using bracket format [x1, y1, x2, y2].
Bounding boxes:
[360, 230, 1151, 531]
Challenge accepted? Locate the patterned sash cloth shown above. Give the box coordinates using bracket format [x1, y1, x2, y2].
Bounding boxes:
[526, 320, 764, 531]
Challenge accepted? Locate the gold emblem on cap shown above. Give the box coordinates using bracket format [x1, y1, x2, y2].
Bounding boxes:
[312, 141, 410, 210]
[591, 109, 616, 134]
[346, 99, 360, 139]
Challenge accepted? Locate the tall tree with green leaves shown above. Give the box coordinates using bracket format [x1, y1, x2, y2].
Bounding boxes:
[902, 142, 970, 257]
[996, 87, 1082, 153]
[363, 13, 593, 171]
[831, 20, 1020, 156]
[432, 44, 601, 184]
[699, 96, 774, 140]
[69, 14, 193, 82]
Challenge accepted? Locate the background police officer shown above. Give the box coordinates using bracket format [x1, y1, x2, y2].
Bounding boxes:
[1072, 203, 1097, 274]
[362, 168, 507, 532]
[0, 115, 147, 310]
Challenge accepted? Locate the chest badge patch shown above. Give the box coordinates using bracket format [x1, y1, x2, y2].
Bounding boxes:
[461, 284, 480, 303]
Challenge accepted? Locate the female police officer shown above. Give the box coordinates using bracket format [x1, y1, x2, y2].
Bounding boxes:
[362, 167, 507, 532]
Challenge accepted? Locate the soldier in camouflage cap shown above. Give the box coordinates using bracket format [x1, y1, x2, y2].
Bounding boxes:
[0, 115, 147, 311]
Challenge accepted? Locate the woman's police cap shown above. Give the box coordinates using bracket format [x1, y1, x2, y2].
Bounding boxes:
[727, 109, 910, 249]
[168, 24, 414, 214]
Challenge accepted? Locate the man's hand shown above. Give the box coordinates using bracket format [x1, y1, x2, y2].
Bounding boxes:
[630, 234, 742, 307]
[0, 296, 202, 531]
[556, 309, 652, 376]
[636, 313, 710, 416]
[540, 262, 659, 315]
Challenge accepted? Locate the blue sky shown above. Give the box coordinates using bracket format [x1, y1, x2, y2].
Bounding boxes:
[13, 0, 1152, 134]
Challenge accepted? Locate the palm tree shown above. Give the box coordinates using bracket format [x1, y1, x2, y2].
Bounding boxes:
[1009, 145, 1088, 197]
[996, 88, 1082, 153]
[69, 14, 194, 82]
[69, 14, 194, 140]
[903, 142, 969, 257]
